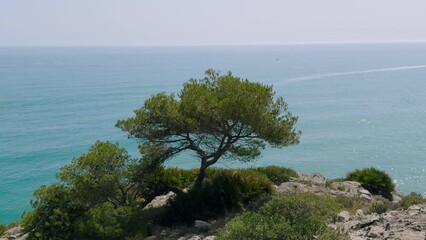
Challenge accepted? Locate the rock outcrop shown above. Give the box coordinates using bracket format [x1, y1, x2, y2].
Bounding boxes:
[144, 191, 177, 209]
[276, 172, 375, 201]
[0, 226, 27, 240]
[331, 204, 426, 240]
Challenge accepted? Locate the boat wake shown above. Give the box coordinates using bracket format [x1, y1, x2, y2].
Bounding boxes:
[279, 65, 426, 84]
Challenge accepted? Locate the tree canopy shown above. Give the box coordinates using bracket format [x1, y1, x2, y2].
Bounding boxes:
[117, 69, 301, 186]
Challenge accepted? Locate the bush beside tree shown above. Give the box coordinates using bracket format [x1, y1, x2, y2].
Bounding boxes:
[22, 142, 170, 240]
[217, 193, 348, 240]
[161, 170, 274, 226]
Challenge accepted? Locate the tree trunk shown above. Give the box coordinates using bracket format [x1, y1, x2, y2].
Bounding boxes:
[195, 162, 208, 188]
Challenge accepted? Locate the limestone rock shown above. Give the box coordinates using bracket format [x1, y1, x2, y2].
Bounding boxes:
[144, 236, 157, 240]
[297, 172, 326, 185]
[194, 220, 211, 232]
[276, 182, 309, 194]
[368, 226, 385, 238]
[178, 234, 203, 240]
[330, 204, 426, 240]
[4, 226, 22, 236]
[144, 191, 176, 209]
[337, 210, 351, 222]
[391, 189, 404, 203]
[0, 226, 27, 240]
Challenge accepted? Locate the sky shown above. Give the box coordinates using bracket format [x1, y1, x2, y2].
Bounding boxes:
[1, 0, 426, 46]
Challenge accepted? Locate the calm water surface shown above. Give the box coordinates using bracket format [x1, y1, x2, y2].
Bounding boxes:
[1, 44, 426, 223]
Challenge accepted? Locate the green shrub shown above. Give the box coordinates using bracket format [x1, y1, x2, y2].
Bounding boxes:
[251, 166, 298, 184]
[0, 225, 6, 236]
[334, 195, 370, 214]
[74, 202, 133, 240]
[22, 142, 167, 240]
[400, 192, 426, 209]
[162, 168, 198, 189]
[367, 196, 400, 214]
[368, 201, 391, 214]
[317, 229, 350, 240]
[217, 193, 346, 240]
[161, 170, 273, 226]
[345, 168, 395, 200]
[22, 184, 85, 240]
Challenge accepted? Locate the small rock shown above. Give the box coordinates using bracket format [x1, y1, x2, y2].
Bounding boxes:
[391, 189, 404, 203]
[392, 230, 425, 239]
[188, 236, 203, 240]
[178, 234, 203, 240]
[297, 172, 326, 185]
[159, 229, 169, 236]
[204, 236, 216, 240]
[408, 205, 421, 216]
[368, 225, 385, 238]
[17, 234, 29, 240]
[170, 230, 180, 238]
[330, 181, 362, 195]
[311, 173, 326, 185]
[355, 209, 364, 218]
[276, 182, 309, 194]
[359, 189, 371, 196]
[337, 210, 351, 222]
[194, 220, 211, 232]
[144, 236, 157, 240]
[360, 193, 372, 201]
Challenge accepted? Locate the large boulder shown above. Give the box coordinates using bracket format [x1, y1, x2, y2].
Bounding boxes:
[144, 191, 176, 209]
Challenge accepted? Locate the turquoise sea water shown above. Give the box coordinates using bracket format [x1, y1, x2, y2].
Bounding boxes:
[1, 44, 426, 224]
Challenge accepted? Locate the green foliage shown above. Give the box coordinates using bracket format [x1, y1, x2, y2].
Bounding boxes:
[117, 69, 300, 185]
[0, 225, 6, 236]
[368, 203, 388, 214]
[252, 165, 297, 184]
[334, 195, 370, 214]
[316, 229, 350, 240]
[22, 142, 159, 240]
[367, 196, 399, 214]
[74, 202, 133, 240]
[22, 184, 84, 240]
[345, 168, 395, 200]
[400, 192, 426, 209]
[161, 170, 273, 226]
[58, 141, 137, 206]
[162, 168, 198, 189]
[217, 193, 346, 240]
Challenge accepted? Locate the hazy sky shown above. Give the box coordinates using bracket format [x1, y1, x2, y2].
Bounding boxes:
[1, 0, 426, 46]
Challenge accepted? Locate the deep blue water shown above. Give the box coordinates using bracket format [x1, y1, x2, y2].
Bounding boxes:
[1, 44, 426, 224]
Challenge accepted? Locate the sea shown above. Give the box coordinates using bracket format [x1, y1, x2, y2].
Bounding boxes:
[1, 44, 426, 224]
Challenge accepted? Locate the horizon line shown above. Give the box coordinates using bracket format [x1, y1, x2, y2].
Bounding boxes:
[2, 40, 426, 48]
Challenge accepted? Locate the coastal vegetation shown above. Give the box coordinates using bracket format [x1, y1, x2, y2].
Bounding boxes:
[216, 193, 348, 240]
[3, 70, 425, 239]
[345, 168, 395, 200]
